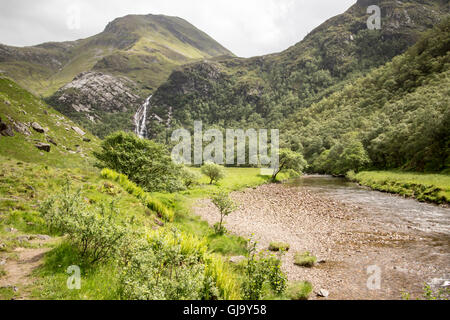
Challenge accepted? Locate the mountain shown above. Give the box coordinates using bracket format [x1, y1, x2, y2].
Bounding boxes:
[143, 0, 449, 139]
[283, 18, 450, 173]
[0, 14, 233, 138]
[0, 75, 99, 168]
[0, 14, 233, 97]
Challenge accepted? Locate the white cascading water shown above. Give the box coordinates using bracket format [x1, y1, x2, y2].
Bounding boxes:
[134, 95, 152, 138]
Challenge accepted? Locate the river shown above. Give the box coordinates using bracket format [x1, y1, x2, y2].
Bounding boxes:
[288, 175, 450, 236]
[194, 175, 450, 299]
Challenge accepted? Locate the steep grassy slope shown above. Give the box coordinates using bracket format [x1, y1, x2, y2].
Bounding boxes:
[143, 0, 448, 139]
[283, 18, 450, 173]
[0, 77, 253, 300]
[0, 76, 99, 168]
[0, 14, 233, 98]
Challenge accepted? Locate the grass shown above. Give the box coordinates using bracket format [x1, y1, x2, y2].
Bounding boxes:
[179, 167, 271, 198]
[347, 170, 450, 204]
[0, 76, 100, 168]
[0, 159, 269, 299]
[101, 168, 174, 222]
[294, 251, 317, 268]
[268, 242, 290, 252]
[32, 242, 121, 300]
[0, 157, 154, 250]
[287, 281, 313, 300]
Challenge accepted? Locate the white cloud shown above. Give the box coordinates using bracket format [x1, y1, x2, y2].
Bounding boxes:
[0, 0, 356, 57]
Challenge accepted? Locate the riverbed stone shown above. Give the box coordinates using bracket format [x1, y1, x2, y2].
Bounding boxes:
[317, 289, 329, 298]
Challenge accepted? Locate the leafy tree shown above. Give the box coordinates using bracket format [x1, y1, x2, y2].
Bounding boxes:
[201, 162, 225, 184]
[211, 190, 236, 235]
[94, 131, 183, 192]
[271, 149, 307, 182]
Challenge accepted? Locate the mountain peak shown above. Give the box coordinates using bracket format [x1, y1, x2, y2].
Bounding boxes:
[100, 13, 234, 57]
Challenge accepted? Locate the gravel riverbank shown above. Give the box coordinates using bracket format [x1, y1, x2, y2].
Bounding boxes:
[193, 183, 450, 300]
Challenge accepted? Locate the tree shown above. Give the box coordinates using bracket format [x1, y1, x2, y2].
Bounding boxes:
[201, 162, 225, 185]
[94, 131, 183, 192]
[271, 149, 307, 182]
[211, 190, 236, 234]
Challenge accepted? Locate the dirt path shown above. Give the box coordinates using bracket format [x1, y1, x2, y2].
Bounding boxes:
[0, 239, 52, 300]
[193, 183, 450, 300]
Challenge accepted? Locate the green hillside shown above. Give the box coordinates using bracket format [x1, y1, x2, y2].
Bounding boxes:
[144, 0, 448, 139]
[283, 18, 450, 174]
[0, 76, 99, 168]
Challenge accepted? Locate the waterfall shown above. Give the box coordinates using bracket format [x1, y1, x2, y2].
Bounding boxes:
[134, 95, 152, 138]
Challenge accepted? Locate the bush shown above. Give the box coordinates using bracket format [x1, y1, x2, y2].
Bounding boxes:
[287, 281, 313, 300]
[119, 228, 241, 300]
[294, 251, 317, 268]
[242, 240, 287, 300]
[101, 168, 174, 222]
[180, 166, 201, 188]
[201, 162, 225, 184]
[94, 131, 184, 192]
[39, 183, 128, 263]
[268, 242, 290, 252]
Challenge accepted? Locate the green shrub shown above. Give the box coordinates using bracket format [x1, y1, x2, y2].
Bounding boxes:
[101, 168, 174, 222]
[39, 183, 128, 263]
[94, 131, 184, 192]
[119, 228, 241, 300]
[268, 242, 290, 252]
[287, 281, 313, 300]
[294, 251, 317, 267]
[180, 167, 201, 188]
[201, 162, 226, 184]
[242, 240, 287, 300]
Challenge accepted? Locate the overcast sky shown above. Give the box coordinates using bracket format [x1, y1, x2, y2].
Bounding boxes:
[0, 0, 356, 57]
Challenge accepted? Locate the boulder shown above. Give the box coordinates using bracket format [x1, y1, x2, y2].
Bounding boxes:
[35, 142, 51, 152]
[31, 122, 45, 133]
[13, 121, 31, 136]
[0, 117, 14, 136]
[46, 136, 58, 146]
[72, 126, 86, 136]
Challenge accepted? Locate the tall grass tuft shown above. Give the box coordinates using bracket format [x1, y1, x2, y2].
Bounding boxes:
[101, 168, 174, 222]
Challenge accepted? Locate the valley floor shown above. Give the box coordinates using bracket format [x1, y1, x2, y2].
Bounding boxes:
[194, 182, 450, 300]
[1, 161, 449, 300]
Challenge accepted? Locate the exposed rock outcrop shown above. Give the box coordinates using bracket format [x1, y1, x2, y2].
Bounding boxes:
[35, 142, 51, 152]
[50, 71, 141, 116]
[31, 122, 45, 133]
[0, 117, 14, 136]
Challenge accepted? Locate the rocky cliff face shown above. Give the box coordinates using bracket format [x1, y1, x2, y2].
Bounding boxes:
[51, 72, 141, 115]
[47, 72, 142, 138]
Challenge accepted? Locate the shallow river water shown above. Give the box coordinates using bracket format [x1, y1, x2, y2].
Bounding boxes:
[288, 175, 450, 236]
